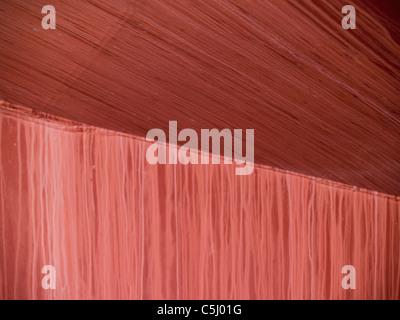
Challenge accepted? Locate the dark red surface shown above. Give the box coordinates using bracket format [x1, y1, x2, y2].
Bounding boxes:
[1, 0, 399, 195]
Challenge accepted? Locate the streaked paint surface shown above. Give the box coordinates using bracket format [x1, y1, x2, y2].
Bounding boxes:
[1, 103, 399, 299]
[0, 0, 399, 194]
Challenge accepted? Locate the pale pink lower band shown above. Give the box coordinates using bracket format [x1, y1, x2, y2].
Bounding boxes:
[1, 102, 399, 299]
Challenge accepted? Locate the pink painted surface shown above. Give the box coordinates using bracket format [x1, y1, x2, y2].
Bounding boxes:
[1, 102, 399, 299]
